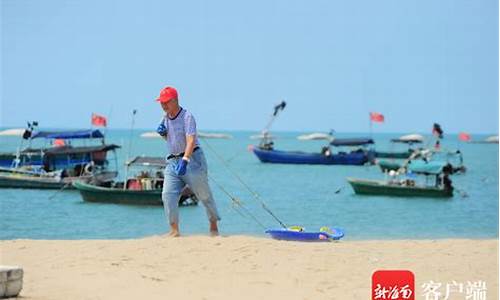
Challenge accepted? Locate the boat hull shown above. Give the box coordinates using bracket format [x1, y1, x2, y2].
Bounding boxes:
[73, 181, 197, 206]
[0, 174, 66, 189]
[252, 148, 372, 165]
[347, 178, 453, 198]
[73, 181, 162, 205]
[0, 170, 117, 189]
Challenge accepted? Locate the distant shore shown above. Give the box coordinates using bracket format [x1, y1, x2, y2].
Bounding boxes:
[1, 237, 497, 300]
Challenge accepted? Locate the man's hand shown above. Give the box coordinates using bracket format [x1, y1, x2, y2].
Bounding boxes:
[157, 123, 167, 136]
[175, 157, 189, 176]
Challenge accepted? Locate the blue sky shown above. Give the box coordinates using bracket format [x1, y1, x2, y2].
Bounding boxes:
[1, 0, 498, 134]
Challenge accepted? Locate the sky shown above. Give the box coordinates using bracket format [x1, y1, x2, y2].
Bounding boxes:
[1, 0, 498, 134]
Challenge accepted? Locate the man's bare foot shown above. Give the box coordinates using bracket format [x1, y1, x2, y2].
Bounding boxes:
[167, 223, 180, 237]
[209, 221, 219, 236]
[167, 230, 180, 237]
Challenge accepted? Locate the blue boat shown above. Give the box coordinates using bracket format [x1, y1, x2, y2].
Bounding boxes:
[252, 138, 375, 165]
[0, 128, 120, 188]
[0, 129, 119, 170]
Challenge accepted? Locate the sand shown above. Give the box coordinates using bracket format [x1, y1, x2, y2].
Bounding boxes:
[1, 236, 497, 300]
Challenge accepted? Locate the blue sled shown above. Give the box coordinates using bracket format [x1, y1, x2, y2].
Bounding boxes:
[265, 227, 345, 242]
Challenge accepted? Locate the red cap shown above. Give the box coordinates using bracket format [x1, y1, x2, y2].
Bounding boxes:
[156, 86, 178, 103]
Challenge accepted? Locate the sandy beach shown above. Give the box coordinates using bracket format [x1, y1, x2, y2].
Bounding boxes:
[1, 236, 497, 300]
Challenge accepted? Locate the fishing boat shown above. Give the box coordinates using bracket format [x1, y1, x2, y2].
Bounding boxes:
[0, 128, 120, 189]
[378, 149, 466, 174]
[73, 156, 198, 206]
[0, 129, 119, 170]
[348, 160, 454, 198]
[252, 137, 375, 165]
[375, 134, 423, 159]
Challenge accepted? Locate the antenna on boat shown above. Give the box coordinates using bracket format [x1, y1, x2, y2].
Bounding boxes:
[259, 100, 286, 148]
[123, 109, 137, 190]
[126, 109, 138, 160]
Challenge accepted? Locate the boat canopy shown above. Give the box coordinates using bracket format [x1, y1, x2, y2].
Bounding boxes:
[126, 156, 166, 167]
[408, 160, 447, 175]
[330, 138, 374, 146]
[391, 134, 424, 144]
[31, 129, 104, 139]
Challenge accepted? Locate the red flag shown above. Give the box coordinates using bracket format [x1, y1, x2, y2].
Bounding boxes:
[370, 112, 384, 123]
[91, 113, 107, 127]
[458, 132, 471, 142]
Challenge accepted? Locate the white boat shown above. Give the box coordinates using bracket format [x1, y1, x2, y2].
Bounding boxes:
[485, 135, 499, 143]
[198, 132, 233, 139]
[140, 131, 160, 138]
[392, 134, 425, 143]
[0, 129, 25, 136]
[297, 133, 332, 141]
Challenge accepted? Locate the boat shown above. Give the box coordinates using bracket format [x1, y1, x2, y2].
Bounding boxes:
[470, 135, 499, 144]
[348, 160, 454, 198]
[252, 137, 375, 165]
[0, 129, 120, 189]
[0, 128, 25, 136]
[296, 132, 333, 141]
[485, 135, 499, 143]
[198, 132, 233, 139]
[73, 156, 198, 206]
[378, 149, 466, 174]
[0, 129, 119, 170]
[375, 134, 424, 159]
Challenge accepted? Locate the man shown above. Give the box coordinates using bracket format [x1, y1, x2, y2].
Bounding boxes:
[156, 86, 220, 237]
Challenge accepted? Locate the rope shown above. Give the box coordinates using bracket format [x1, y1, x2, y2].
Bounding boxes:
[207, 174, 266, 229]
[200, 138, 287, 228]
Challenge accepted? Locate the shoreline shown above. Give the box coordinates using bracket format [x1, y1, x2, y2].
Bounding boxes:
[1, 236, 498, 299]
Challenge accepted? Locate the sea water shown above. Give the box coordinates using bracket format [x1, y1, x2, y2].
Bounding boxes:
[0, 130, 498, 240]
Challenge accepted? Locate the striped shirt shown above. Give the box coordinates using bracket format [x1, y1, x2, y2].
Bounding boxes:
[160, 108, 200, 155]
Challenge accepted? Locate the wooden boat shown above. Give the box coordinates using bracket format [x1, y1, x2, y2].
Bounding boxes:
[252, 138, 375, 165]
[73, 156, 198, 206]
[0, 129, 120, 189]
[347, 178, 453, 198]
[0, 129, 119, 171]
[348, 160, 454, 198]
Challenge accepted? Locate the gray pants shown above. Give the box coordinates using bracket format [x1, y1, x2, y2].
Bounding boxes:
[162, 148, 221, 224]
